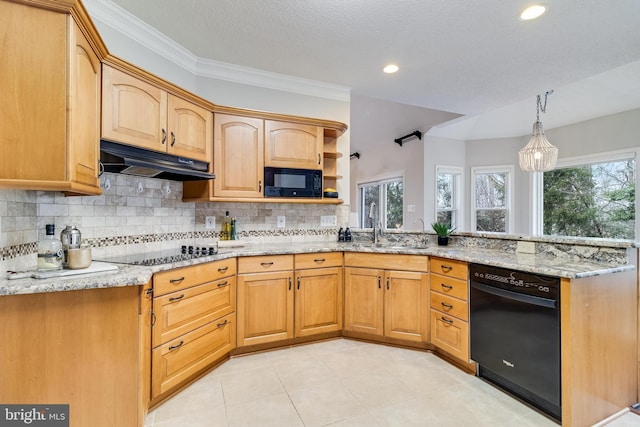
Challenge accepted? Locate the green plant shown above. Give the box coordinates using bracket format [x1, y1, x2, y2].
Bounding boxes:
[431, 222, 455, 237]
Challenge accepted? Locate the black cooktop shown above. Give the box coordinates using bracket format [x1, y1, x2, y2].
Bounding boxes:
[96, 246, 217, 266]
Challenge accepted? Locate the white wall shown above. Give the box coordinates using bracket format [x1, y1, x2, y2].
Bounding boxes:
[349, 95, 461, 230]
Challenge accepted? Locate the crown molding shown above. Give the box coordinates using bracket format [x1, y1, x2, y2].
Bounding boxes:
[196, 58, 351, 102]
[83, 0, 351, 102]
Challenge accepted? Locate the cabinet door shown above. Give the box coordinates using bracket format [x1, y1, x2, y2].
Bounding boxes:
[295, 267, 343, 337]
[430, 309, 469, 362]
[102, 65, 168, 152]
[214, 114, 264, 198]
[384, 270, 429, 342]
[237, 271, 294, 346]
[344, 267, 384, 336]
[167, 95, 212, 162]
[67, 19, 101, 189]
[265, 120, 323, 170]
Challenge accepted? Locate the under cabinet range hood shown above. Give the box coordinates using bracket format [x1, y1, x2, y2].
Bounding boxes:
[99, 140, 215, 181]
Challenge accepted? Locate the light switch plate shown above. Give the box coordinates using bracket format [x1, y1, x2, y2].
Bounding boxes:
[205, 216, 215, 230]
[407, 205, 416, 212]
[321, 215, 337, 227]
[516, 241, 536, 254]
[277, 216, 285, 228]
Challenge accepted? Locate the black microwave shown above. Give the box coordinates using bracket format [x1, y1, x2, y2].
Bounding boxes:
[264, 167, 322, 198]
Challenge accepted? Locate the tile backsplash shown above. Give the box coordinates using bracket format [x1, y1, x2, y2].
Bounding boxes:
[0, 173, 348, 277]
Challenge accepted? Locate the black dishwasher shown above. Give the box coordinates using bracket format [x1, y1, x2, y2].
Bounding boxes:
[469, 263, 561, 421]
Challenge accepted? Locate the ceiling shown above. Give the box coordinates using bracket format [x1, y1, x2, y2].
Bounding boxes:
[104, 0, 640, 139]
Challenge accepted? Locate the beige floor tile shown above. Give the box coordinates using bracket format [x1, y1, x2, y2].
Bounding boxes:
[220, 366, 285, 407]
[211, 352, 272, 376]
[341, 373, 417, 410]
[319, 349, 390, 381]
[288, 379, 367, 427]
[326, 413, 383, 427]
[225, 393, 303, 427]
[372, 396, 478, 427]
[152, 403, 228, 427]
[605, 412, 640, 426]
[273, 356, 337, 392]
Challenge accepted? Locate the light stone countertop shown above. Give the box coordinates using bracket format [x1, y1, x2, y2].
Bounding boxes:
[1, 241, 634, 296]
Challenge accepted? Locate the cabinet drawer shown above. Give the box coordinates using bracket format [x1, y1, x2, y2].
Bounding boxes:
[344, 252, 428, 272]
[153, 277, 236, 346]
[295, 252, 343, 269]
[431, 275, 468, 301]
[152, 312, 235, 398]
[430, 309, 469, 362]
[430, 292, 468, 321]
[154, 258, 236, 296]
[430, 257, 467, 280]
[238, 255, 293, 274]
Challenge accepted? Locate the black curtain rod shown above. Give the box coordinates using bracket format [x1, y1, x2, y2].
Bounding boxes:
[394, 130, 422, 147]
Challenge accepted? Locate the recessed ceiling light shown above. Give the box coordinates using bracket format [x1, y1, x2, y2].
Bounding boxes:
[520, 3, 548, 21]
[383, 64, 399, 74]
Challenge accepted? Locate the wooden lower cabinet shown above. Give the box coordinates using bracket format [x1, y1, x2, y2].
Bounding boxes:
[343, 253, 429, 343]
[151, 259, 237, 401]
[429, 257, 469, 362]
[295, 264, 343, 337]
[0, 286, 146, 427]
[152, 312, 235, 397]
[237, 270, 294, 346]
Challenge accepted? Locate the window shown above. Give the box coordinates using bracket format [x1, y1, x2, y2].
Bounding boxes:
[541, 151, 636, 239]
[471, 166, 513, 233]
[359, 177, 404, 229]
[436, 166, 462, 228]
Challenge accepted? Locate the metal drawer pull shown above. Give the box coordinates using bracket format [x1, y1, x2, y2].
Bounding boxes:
[161, 128, 167, 144]
[261, 262, 274, 266]
[289, 277, 292, 290]
[151, 311, 156, 326]
[441, 283, 453, 290]
[313, 258, 326, 263]
[170, 131, 176, 146]
[169, 277, 185, 283]
[217, 281, 229, 288]
[297, 276, 301, 290]
[216, 319, 229, 328]
[218, 266, 229, 273]
[169, 294, 184, 302]
[377, 276, 382, 289]
[441, 302, 453, 309]
[440, 265, 453, 273]
[386, 277, 390, 290]
[168, 340, 184, 351]
[441, 316, 454, 325]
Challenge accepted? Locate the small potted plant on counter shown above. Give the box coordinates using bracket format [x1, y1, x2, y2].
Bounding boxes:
[431, 222, 455, 246]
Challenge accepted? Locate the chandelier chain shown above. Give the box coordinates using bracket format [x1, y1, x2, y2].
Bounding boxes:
[536, 90, 553, 121]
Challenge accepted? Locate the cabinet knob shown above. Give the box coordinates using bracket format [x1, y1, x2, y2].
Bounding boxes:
[441, 283, 453, 290]
[441, 302, 453, 310]
[168, 294, 184, 302]
[441, 316, 454, 325]
[217, 281, 229, 288]
[216, 319, 229, 328]
[218, 266, 229, 273]
[261, 262, 274, 267]
[169, 276, 185, 284]
[440, 265, 453, 273]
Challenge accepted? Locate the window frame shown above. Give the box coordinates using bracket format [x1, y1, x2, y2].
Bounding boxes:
[471, 165, 514, 234]
[358, 173, 404, 230]
[435, 165, 463, 229]
[532, 148, 639, 238]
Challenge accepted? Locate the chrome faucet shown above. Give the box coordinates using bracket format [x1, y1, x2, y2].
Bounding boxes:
[414, 218, 425, 232]
[369, 202, 380, 245]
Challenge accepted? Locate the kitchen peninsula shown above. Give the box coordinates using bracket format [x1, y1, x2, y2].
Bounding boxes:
[1, 235, 637, 427]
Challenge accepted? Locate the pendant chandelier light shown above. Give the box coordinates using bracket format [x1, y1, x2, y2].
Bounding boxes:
[518, 90, 558, 172]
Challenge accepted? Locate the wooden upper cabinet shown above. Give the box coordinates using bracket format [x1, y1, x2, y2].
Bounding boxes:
[213, 114, 264, 198]
[265, 120, 323, 170]
[167, 95, 212, 161]
[0, 2, 101, 195]
[102, 65, 167, 152]
[101, 65, 212, 163]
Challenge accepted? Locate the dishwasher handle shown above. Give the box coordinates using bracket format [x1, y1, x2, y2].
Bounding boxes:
[471, 281, 557, 309]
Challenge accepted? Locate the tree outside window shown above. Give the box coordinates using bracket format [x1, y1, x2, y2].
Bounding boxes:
[359, 178, 403, 229]
[436, 167, 462, 228]
[543, 159, 635, 239]
[472, 167, 512, 233]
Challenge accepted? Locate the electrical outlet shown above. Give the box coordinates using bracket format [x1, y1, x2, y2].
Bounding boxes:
[320, 215, 337, 227]
[407, 204, 416, 212]
[205, 216, 216, 230]
[277, 216, 286, 228]
[516, 241, 536, 254]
